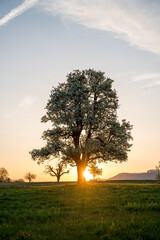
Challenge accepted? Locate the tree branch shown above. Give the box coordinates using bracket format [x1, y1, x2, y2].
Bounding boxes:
[60, 170, 69, 177]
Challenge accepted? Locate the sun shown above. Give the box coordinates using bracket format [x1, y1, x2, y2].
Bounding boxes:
[84, 167, 93, 181]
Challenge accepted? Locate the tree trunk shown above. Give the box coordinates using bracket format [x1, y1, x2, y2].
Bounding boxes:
[57, 176, 60, 183]
[77, 164, 86, 184]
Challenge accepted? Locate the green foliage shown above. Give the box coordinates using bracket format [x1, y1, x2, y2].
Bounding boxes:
[156, 174, 160, 180]
[0, 183, 160, 239]
[30, 69, 132, 183]
[88, 163, 102, 179]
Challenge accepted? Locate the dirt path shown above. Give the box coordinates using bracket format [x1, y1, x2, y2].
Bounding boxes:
[0, 180, 158, 189]
[0, 182, 76, 189]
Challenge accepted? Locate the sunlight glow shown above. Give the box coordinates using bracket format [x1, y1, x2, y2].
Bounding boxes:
[84, 167, 93, 181]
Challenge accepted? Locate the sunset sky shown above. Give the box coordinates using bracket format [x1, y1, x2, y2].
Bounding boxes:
[1, 0, 160, 181]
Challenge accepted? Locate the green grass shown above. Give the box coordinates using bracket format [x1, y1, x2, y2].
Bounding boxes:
[0, 183, 160, 240]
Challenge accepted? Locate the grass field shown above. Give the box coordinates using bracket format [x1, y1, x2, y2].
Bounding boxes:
[0, 183, 160, 240]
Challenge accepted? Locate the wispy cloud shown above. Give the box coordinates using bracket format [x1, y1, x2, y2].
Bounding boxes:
[19, 95, 35, 109]
[132, 73, 160, 83]
[0, 0, 39, 27]
[141, 80, 160, 89]
[132, 73, 160, 88]
[1, 0, 160, 55]
[40, 0, 160, 55]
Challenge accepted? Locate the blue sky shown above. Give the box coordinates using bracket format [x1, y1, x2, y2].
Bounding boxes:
[1, 0, 160, 181]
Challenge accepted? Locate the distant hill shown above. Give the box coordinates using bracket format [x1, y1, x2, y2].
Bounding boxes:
[108, 170, 157, 180]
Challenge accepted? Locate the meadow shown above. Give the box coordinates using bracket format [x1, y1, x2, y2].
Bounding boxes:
[0, 183, 160, 240]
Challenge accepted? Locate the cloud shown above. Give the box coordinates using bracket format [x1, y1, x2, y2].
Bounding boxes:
[19, 95, 35, 109]
[141, 80, 160, 89]
[0, 0, 39, 27]
[1, 0, 160, 55]
[40, 0, 160, 55]
[132, 73, 160, 88]
[132, 73, 160, 82]
[141, 80, 160, 88]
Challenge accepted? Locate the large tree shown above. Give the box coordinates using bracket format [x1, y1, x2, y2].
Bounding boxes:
[30, 69, 132, 184]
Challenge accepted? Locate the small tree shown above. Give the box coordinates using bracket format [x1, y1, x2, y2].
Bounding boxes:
[5, 178, 11, 183]
[45, 163, 69, 183]
[156, 161, 160, 180]
[15, 179, 25, 183]
[88, 163, 102, 180]
[0, 167, 9, 182]
[24, 172, 36, 182]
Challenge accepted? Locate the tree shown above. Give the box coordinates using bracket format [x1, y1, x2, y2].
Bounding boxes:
[156, 161, 160, 180]
[15, 179, 25, 183]
[88, 163, 102, 180]
[30, 69, 132, 184]
[24, 172, 36, 182]
[44, 162, 69, 183]
[0, 167, 9, 182]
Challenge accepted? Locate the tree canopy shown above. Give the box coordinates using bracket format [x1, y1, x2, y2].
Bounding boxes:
[156, 161, 160, 180]
[24, 172, 36, 182]
[0, 167, 9, 182]
[88, 163, 103, 180]
[30, 69, 132, 184]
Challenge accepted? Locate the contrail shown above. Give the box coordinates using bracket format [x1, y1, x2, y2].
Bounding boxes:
[0, 0, 39, 27]
[41, 0, 160, 55]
